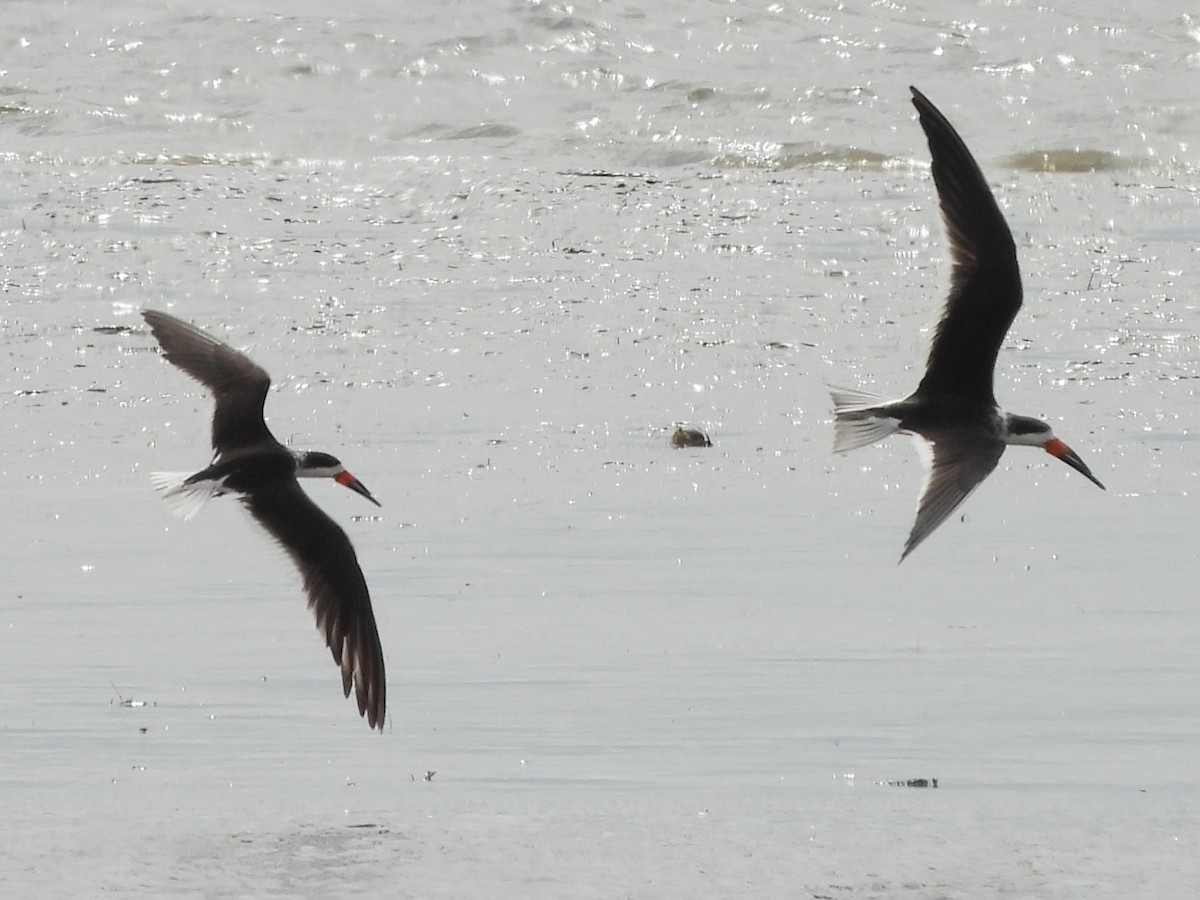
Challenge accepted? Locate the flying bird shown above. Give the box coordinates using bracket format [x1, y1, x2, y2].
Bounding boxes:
[831, 87, 1105, 561]
[143, 309, 386, 730]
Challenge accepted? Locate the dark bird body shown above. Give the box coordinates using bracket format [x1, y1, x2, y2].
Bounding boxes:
[831, 88, 1104, 561]
[143, 309, 386, 730]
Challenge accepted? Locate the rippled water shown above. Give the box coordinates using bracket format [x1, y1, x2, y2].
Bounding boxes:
[3, 2, 1200, 897]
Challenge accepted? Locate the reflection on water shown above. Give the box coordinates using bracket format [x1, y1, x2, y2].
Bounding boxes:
[2, 0, 1199, 896]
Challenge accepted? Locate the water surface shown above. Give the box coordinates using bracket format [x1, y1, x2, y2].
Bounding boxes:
[2, 1, 1199, 896]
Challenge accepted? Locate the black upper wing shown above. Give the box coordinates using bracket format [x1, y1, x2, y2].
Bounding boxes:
[143, 310, 276, 455]
[909, 87, 1023, 404]
[241, 480, 387, 731]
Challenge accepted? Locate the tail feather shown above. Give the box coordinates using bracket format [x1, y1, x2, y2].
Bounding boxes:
[150, 471, 221, 521]
[828, 385, 902, 453]
[829, 385, 889, 412]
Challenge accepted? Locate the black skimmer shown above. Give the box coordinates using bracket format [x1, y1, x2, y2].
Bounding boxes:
[831, 87, 1105, 561]
[142, 309, 387, 730]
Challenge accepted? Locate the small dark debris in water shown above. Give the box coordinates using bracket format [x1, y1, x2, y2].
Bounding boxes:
[672, 426, 712, 448]
[93, 325, 134, 336]
[424, 770, 436, 782]
[560, 170, 660, 185]
[880, 777, 938, 788]
[552, 240, 592, 255]
[110, 680, 156, 709]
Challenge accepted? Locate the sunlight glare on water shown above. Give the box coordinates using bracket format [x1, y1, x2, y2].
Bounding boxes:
[2, 1, 1200, 897]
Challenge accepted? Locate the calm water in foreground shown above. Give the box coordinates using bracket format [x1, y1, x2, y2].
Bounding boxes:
[2, 1, 1199, 896]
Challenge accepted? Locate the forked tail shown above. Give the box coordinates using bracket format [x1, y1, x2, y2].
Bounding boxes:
[149, 471, 222, 521]
[828, 386, 902, 453]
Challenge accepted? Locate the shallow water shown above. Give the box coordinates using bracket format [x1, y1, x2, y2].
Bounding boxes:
[3, 1, 1200, 896]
